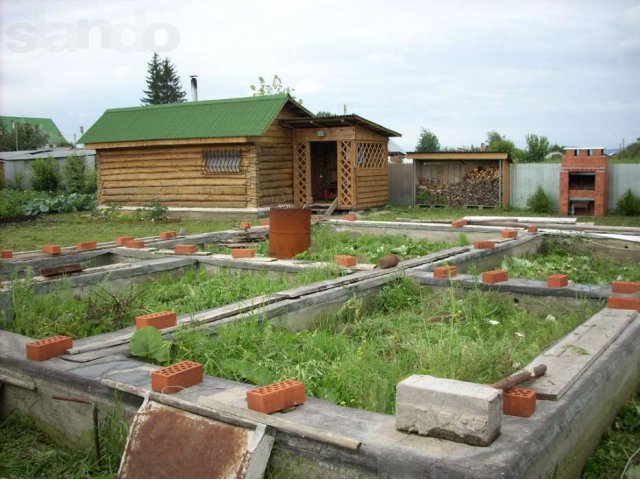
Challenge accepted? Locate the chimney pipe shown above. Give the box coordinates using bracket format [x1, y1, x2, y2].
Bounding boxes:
[190, 75, 198, 101]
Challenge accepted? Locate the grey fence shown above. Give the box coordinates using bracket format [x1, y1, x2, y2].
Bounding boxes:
[388, 162, 415, 205]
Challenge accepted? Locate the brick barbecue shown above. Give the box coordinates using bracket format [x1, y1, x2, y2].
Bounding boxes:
[560, 148, 608, 216]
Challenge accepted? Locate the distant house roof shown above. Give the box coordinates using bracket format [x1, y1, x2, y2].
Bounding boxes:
[388, 140, 405, 154]
[280, 114, 401, 138]
[79, 94, 313, 145]
[0, 147, 95, 161]
[0, 116, 67, 145]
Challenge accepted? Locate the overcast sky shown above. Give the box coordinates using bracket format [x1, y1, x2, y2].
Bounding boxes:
[1, 0, 639, 150]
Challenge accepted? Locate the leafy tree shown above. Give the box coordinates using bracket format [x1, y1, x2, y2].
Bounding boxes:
[617, 137, 640, 159]
[524, 134, 551, 163]
[141, 53, 186, 105]
[250, 75, 302, 103]
[63, 154, 87, 193]
[0, 121, 49, 151]
[486, 131, 524, 162]
[415, 129, 440, 152]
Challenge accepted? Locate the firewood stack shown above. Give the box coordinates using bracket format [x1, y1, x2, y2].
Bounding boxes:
[416, 167, 500, 207]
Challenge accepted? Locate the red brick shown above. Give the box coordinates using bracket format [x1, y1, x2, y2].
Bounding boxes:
[76, 241, 97, 251]
[503, 388, 536, 417]
[342, 214, 358, 221]
[451, 219, 468, 228]
[42, 244, 61, 255]
[231, 248, 256, 258]
[607, 296, 640, 311]
[527, 225, 539, 234]
[174, 244, 197, 254]
[240, 222, 251, 231]
[135, 311, 177, 330]
[125, 240, 146, 249]
[473, 240, 495, 250]
[159, 231, 177, 240]
[501, 229, 518, 239]
[26, 335, 73, 361]
[334, 255, 357, 267]
[151, 361, 203, 394]
[1, 250, 13, 259]
[611, 281, 640, 294]
[547, 274, 569, 288]
[115, 236, 134, 246]
[482, 269, 509, 284]
[433, 265, 458, 279]
[247, 380, 306, 414]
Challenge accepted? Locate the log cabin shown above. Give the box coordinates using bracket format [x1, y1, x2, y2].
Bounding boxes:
[79, 94, 400, 211]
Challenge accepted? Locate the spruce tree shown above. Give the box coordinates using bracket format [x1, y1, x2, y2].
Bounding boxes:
[141, 53, 186, 105]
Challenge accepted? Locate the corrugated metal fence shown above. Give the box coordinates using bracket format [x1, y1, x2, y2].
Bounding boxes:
[388, 162, 415, 205]
[509, 163, 640, 211]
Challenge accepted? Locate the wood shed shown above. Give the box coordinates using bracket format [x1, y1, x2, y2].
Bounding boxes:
[80, 94, 400, 211]
[407, 151, 511, 208]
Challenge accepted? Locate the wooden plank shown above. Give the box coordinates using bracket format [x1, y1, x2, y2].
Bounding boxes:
[522, 308, 637, 400]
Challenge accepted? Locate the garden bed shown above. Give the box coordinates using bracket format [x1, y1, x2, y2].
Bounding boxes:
[166, 278, 598, 414]
[1, 266, 341, 339]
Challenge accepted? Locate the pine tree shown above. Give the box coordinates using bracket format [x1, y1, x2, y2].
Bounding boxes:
[141, 53, 186, 105]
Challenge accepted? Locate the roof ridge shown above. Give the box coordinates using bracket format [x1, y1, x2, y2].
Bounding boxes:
[107, 93, 290, 113]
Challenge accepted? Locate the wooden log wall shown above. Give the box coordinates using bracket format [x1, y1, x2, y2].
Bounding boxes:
[97, 144, 255, 208]
[354, 126, 389, 208]
[253, 105, 301, 207]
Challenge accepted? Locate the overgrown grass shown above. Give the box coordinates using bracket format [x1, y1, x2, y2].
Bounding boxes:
[0, 212, 242, 251]
[0, 405, 128, 479]
[170, 278, 596, 414]
[502, 240, 640, 284]
[583, 396, 640, 479]
[2, 267, 341, 339]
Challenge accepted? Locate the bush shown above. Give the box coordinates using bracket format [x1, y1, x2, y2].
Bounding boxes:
[0, 189, 43, 217]
[135, 200, 169, 222]
[62, 155, 87, 193]
[84, 169, 97, 194]
[29, 157, 62, 192]
[616, 189, 640, 216]
[527, 186, 554, 213]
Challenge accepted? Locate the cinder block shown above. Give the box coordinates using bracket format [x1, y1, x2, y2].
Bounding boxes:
[26, 335, 73, 361]
[395, 375, 502, 446]
[451, 219, 468, 228]
[76, 241, 97, 251]
[1, 249, 13, 259]
[547, 274, 569, 288]
[482, 269, 509, 284]
[232, 248, 255, 258]
[42, 244, 61, 255]
[174, 244, 197, 254]
[473, 240, 495, 250]
[608, 296, 640, 311]
[151, 361, 203, 394]
[503, 388, 536, 417]
[611, 281, 640, 294]
[159, 231, 177, 240]
[501, 229, 518, 239]
[334, 255, 357, 267]
[247, 380, 306, 414]
[433, 265, 458, 279]
[115, 236, 134, 246]
[135, 311, 177, 330]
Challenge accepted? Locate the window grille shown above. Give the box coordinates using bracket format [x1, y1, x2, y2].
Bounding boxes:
[202, 149, 242, 174]
[356, 142, 386, 169]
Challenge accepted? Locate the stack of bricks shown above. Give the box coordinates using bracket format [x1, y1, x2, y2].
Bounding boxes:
[608, 281, 640, 311]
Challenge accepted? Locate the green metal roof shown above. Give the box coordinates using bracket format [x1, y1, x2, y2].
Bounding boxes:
[0, 116, 67, 144]
[79, 94, 312, 145]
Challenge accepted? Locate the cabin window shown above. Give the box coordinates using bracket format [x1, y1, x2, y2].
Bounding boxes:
[202, 149, 242, 174]
[356, 142, 386, 169]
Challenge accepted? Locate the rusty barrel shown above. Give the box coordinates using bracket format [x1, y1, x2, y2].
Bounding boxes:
[268, 208, 311, 259]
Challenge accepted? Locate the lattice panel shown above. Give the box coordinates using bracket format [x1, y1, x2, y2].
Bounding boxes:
[356, 142, 386, 169]
[293, 142, 310, 206]
[338, 140, 355, 208]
